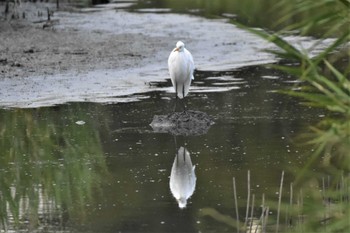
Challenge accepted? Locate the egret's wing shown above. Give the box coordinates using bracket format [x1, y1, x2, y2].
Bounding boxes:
[185, 49, 195, 80]
[168, 50, 176, 70]
[168, 50, 178, 87]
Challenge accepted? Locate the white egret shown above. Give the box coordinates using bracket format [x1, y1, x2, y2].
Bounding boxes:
[169, 147, 196, 209]
[168, 41, 195, 100]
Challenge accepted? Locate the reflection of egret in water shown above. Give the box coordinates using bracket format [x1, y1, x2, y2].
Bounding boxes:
[169, 146, 196, 209]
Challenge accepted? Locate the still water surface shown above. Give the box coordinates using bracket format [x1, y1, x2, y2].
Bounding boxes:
[0, 65, 325, 232]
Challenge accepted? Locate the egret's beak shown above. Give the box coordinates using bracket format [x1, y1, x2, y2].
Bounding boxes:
[174, 47, 179, 52]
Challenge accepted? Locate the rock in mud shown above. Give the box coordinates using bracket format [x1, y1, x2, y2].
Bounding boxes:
[150, 110, 214, 136]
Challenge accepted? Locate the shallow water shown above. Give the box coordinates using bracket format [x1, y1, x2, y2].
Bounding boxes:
[0, 65, 325, 232]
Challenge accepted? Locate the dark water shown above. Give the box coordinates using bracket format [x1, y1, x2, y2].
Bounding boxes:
[131, 0, 283, 29]
[129, 0, 339, 36]
[0, 65, 325, 232]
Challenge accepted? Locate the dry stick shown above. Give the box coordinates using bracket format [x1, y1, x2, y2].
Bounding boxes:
[47, 8, 50, 21]
[289, 182, 293, 227]
[261, 193, 265, 233]
[341, 173, 344, 204]
[244, 170, 251, 228]
[249, 194, 255, 233]
[4, 0, 9, 15]
[297, 191, 301, 231]
[276, 170, 284, 233]
[299, 188, 304, 231]
[336, 179, 340, 205]
[322, 177, 326, 199]
[264, 206, 270, 232]
[344, 174, 350, 203]
[233, 177, 239, 233]
[322, 176, 326, 231]
[327, 175, 330, 193]
[286, 182, 293, 227]
[327, 176, 330, 214]
[254, 206, 265, 233]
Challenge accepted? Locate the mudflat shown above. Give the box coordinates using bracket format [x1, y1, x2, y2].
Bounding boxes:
[0, 3, 165, 79]
[0, 2, 330, 108]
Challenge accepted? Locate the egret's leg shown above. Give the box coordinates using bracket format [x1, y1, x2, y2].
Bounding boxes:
[175, 83, 178, 100]
[173, 99, 177, 112]
[183, 99, 188, 114]
[173, 83, 178, 112]
[182, 86, 187, 113]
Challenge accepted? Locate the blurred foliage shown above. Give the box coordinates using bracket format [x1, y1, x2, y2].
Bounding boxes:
[252, 0, 349, 229]
[201, 0, 350, 232]
[0, 106, 109, 231]
[133, 0, 348, 37]
[274, 0, 350, 37]
[232, 0, 350, 170]
[200, 172, 350, 233]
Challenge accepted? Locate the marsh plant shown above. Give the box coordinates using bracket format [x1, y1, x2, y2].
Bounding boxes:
[0, 106, 109, 231]
[202, 0, 350, 232]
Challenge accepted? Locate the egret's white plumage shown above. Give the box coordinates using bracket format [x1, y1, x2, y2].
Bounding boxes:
[168, 41, 195, 99]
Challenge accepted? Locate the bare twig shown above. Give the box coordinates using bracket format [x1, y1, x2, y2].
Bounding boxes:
[249, 194, 255, 233]
[244, 170, 251, 228]
[261, 193, 265, 232]
[289, 182, 293, 226]
[233, 177, 239, 233]
[276, 170, 284, 233]
[264, 206, 269, 232]
[255, 206, 265, 233]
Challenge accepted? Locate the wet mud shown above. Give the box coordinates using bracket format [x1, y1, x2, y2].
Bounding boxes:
[150, 110, 214, 136]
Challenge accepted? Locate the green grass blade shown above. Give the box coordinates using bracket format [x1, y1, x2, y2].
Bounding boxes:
[233, 21, 304, 60]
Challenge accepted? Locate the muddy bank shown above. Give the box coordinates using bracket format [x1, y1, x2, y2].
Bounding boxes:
[0, 3, 164, 79]
[0, 2, 332, 108]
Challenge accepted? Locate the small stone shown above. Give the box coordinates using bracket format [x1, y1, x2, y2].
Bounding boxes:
[75, 120, 86, 125]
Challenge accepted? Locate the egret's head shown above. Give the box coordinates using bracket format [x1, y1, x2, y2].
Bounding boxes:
[174, 41, 185, 52]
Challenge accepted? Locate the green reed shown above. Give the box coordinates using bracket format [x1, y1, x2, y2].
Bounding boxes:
[208, 0, 350, 232]
[0, 106, 109, 231]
